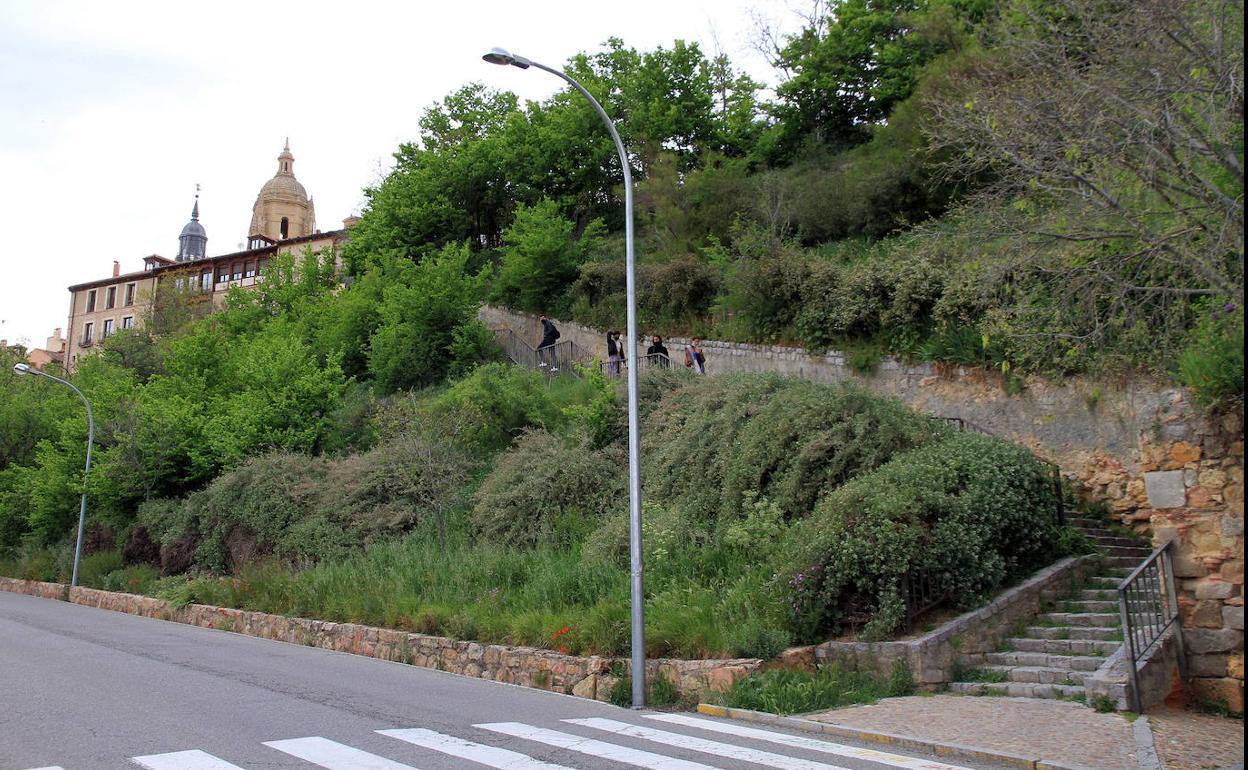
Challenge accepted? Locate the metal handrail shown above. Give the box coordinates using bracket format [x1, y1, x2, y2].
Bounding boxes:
[1118, 539, 1186, 713]
[492, 326, 594, 376]
[600, 352, 672, 376]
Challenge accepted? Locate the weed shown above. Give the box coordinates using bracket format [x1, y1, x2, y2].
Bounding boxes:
[1091, 694, 1117, 712]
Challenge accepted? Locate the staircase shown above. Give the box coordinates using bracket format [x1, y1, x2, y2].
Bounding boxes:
[947, 517, 1153, 701]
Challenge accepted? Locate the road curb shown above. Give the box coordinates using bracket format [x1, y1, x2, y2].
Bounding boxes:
[696, 703, 1104, 770]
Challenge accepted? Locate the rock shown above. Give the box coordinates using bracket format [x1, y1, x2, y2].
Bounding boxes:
[1191, 600, 1226, 628]
[1224, 605, 1244, 631]
[1145, 470, 1186, 509]
[1194, 580, 1236, 600]
[571, 675, 597, 700]
[1188, 678, 1244, 714]
[1184, 628, 1244, 654]
[1167, 441, 1202, 468]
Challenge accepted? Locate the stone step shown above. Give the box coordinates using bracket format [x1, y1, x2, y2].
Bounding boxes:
[984, 652, 1105, 671]
[1006, 637, 1120, 656]
[1076, 589, 1119, 601]
[1103, 555, 1149, 569]
[1086, 576, 1124, 589]
[1099, 545, 1153, 558]
[979, 665, 1094, 686]
[1088, 535, 1148, 548]
[948, 681, 1086, 700]
[1035, 612, 1121, 627]
[1026, 625, 1123, 641]
[1055, 599, 1119, 613]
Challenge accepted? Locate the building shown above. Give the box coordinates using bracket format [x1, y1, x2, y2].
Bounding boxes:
[64, 141, 349, 369]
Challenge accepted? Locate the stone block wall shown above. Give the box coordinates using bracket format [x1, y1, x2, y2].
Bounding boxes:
[481, 305, 1244, 709]
[813, 556, 1096, 687]
[0, 578, 761, 702]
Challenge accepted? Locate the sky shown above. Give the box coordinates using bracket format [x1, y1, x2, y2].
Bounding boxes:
[0, 0, 797, 349]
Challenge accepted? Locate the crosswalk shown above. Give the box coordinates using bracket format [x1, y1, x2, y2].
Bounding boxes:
[22, 714, 978, 770]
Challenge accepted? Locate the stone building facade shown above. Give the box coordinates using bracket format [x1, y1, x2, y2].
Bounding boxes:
[63, 141, 345, 370]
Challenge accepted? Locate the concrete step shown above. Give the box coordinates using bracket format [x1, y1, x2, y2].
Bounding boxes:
[1055, 599, 1119, 613]
[1035, 612, 1121, 627]
[1026, 625, 1122, 641]
[979, 665, 1093, 686]
[948, 681, 1086, 700]
[1088, 535, 1149, 548]
[1006, 637, 1120, 656]
[1103, 555, 1148, 569]
[1086, 576, 1124, 589]
[984, 652, 1105, 671]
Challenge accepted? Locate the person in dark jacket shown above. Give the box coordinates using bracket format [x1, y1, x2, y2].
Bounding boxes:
[606, 330, 623, 378]
[646, 335, 670, 369]
[537, 315, 560, 371]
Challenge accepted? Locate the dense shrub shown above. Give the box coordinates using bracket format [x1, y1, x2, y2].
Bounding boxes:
[1178, 301, 1244, 409]
[416, 363, 563, 454]
[471, 430, 626, 548]
[643, 375, 939, 525]
[784, 431, 1063, 640]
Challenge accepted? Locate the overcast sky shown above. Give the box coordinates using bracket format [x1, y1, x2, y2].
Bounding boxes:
[0, 0, 795, 349]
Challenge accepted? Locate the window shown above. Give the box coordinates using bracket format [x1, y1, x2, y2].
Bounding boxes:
[122, 316, 134, 330]
[83, 322, 94, 344]
[103, 319, 115, 338]
[86, 290, 97, 312]
[244, 261, 256, 278]
[106, 286, 116, 309]
[201, 270, 212, 291]
[175, 278, 185, 291]
[125, 283, 136, 306]
[217, 265, 229, 283]
[231, 263, 242, 281]
[280, 217, 290, 239]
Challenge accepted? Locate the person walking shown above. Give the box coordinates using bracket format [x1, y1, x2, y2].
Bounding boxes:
[646, 335, 670, 369]
[606, 330, 624, 378]
[684, 338, 707, 374]
[537, 315, 561, 371]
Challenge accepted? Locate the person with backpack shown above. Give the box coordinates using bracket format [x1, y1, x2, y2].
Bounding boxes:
[606, 330, 624, 378]
[684, 338, 707, 374]
[537, 315, 561, 371]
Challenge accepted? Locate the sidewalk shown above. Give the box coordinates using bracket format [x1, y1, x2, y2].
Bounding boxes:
[803, 695, 1243, 770]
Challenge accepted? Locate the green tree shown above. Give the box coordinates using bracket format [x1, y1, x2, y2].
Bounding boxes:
[492, 199, 604, 313]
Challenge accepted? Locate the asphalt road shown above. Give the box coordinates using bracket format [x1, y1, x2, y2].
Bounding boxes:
[1, 591, 1001, 770]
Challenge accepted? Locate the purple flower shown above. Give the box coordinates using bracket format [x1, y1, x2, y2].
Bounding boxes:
[1224, 303, 1237, 313]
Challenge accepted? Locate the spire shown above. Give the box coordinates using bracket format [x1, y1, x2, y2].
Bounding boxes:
[277, 139, 294, 176]
[176, 186, 208, 262]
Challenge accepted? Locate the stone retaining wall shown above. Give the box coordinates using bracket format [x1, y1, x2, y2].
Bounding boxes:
[481, 304, 1244, 711]
[811, 556, 1098, 687]
[0, 578, 760, 701]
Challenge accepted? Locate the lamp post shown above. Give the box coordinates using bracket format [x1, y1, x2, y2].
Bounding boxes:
[13, 363, 94, 587]
[483, 47, 647, 708]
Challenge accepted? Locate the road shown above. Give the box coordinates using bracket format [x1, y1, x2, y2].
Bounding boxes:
[1, 591, 1001, 770]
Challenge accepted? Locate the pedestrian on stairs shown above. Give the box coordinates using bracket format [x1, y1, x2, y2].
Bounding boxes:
[606, 330, 623, 378]
[537, 315, 561, 371]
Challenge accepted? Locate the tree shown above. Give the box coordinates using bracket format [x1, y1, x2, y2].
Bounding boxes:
[923, 0, 1245, 359]
[492, 199, 604, 313]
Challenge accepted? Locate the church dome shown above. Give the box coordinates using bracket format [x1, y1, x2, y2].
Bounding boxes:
[249, 139, 316, 240]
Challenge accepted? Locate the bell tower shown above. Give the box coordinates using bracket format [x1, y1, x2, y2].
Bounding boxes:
[248, 139, 316, 241]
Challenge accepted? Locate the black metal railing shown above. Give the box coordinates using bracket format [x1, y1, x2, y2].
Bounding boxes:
[940, 416, 1065, 525]
[902, 568, 949, 633]
[599, 352, 673, 378]
[492, 326, 594, 376]
[1118, 540, 1186, 713]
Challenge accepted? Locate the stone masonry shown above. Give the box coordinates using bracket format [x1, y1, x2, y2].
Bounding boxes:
[481, 305, 1245, 710]
[0, 578, 761, 702]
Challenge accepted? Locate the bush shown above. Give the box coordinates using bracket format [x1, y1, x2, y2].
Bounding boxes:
[1178, 301, 1244, 409]
[716, 662, 914, 715]
[638, 254, 722, 324]
[643, 375, 940, 525]
[471, 430, 625, 548]
[417, 363, 563, 454]
[784, 431, 1062, 640]
[77, 550, 124, 588]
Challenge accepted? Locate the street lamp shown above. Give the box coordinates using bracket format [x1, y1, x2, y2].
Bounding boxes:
[483, 47, 647, 708]
[13, 362, 95, 587]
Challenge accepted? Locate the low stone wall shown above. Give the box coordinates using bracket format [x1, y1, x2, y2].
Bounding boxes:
[480, 304, 1244, 711]
[1085, 629, 1180, 712]
[813, 557, 1098, 687]
[0, 577, 760, 701]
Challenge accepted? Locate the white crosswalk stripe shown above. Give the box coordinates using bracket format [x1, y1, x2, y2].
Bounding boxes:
[56, 713, 979, 770]
[263, 736, 420, 769]
[378, 727, 573, 769]
[131, 749, 248, 770]
[565, 718, 845, 770]
[22, 766, 67, 770]
[645, 714, 975, 770]
[476, 722, 724, 770]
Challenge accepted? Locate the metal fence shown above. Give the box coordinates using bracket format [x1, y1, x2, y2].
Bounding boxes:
[492, 326, 594, 375]
[599, 352, 673, 378]
[1118, 540, 1186, 713]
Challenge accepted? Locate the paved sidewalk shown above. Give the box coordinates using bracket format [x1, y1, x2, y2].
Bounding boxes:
[807, 695, 1139, 770]
[1148, 706, 1243, 770]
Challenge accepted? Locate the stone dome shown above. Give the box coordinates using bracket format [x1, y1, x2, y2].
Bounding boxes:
[249, 139, 316, 240]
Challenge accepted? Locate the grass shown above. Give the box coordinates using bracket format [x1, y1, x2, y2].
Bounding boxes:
[711, 662, 915, 715]
[954, 666, 1010, 683]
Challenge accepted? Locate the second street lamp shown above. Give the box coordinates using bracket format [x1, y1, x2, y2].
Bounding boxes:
[13, 362, 95, 587]
[482, 47, 647, 708]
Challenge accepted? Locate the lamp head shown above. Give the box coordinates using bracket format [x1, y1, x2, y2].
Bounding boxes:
[482, 47, 531, 69]
[13, 362, 32, 375]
